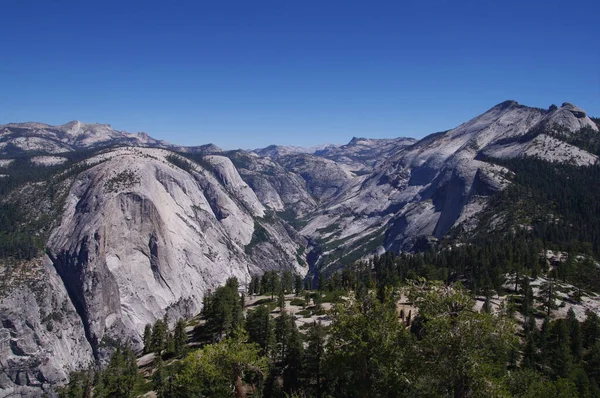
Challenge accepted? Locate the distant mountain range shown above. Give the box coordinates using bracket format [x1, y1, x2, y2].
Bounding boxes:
[0, 100, 598, 396]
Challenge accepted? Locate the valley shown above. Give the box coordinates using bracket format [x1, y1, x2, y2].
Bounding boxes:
[0, 100, 599, 396]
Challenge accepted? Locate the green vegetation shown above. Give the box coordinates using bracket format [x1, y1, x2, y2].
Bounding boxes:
[104, 169, 140, 192]
[165, 153, 194, 173]
[548, 125, 600, 156]
[201, 277, 244, 341]
[488, 156, 600, 258]
[58, 266, 600, 398]
[244, 221, 270, 254]
[0, 149, 104, 261]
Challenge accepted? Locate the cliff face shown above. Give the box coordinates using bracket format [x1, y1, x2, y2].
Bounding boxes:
[0, 258, 93, 397]
[1, 147, 306, 395]
[0, 101, 597, 395]
[46, 148, 305, 354]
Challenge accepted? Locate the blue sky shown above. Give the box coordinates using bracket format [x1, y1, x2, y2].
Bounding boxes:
[0, 0, 598, 149]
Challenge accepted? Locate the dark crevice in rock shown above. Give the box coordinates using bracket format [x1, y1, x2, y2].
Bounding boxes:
[149, 234, 173, 294]
[47, 241, 99, 361]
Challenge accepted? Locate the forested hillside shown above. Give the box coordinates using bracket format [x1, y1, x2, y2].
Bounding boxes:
[58, 270, 600, 397]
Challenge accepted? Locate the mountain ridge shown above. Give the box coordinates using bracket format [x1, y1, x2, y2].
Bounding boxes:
[0, 100, 599, 395]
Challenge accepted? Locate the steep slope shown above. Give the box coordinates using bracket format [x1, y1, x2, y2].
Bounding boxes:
[0, 258, 93, 397]
[46, 148, 306, 354]
[226, 150, 318, 217]
[0, 147, 306, 395]
[299, 101, 598, 270]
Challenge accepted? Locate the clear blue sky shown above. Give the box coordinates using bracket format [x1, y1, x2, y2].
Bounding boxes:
[1, 0, 598, 149]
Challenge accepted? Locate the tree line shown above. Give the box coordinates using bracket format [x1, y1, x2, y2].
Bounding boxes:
[58, 273, 600, 397]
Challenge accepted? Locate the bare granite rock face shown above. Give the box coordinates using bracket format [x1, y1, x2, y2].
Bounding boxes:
[0, 258, 93, 397]
[46, 148, 306, 359]
[297, 100, 598, 267]
[0, 100, 597, 395]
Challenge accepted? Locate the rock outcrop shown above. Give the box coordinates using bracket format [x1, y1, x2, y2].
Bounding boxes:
[46, 148, 305, 358]
[0, 258, 93, 397]
[0, 100, 597, 395]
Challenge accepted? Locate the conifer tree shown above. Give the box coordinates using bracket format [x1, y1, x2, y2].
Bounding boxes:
[142, 323, 152, 354]
[174, 319, 187, 357]
[582, 310, 600, 349]
[96, 345, 139, 398]
[584, 342, 600, 386]
[151, 319, 167, 354]
[567, 307, 583, 362]
[304, 322, 326, 398]
[281, 270, 294, 293]
[282, 319, 303, 393]
[152, 355, 167, 398]
[165, 332, 175, 356]
[538, 317, 551, 372]
[522, 334, 537, 369]
[245, 305, 275, 357]
[294, 274, 303, 296]
[318, 271, 326, 292]
[549, 319, 573, 378]
[539, 280, 557, 317]
[278, 289, 286, 312]
[275, 312, 293, 363]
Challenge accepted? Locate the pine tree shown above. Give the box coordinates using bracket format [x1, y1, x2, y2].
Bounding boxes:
[570, 365, 592, 398]
[282, 319, 303, 393]
[282, 270, 294, 293]
[482, 293, 492, 314]
[582, 310, 600, 349]
[174, 319, 187, 357]
[165, 332, 175, 356]
[253, 275, 261, 295]
[522, 334, 537, 369]
[96, 345, 139, 398]
[303, 292, 311, 308]
[142, 323, 152, 354]
[151, 319, 167, 354]
[304, 322, 326, 398]
[584, 342, 600, 386]
[278, 289, 286, 312]
[275, 312, 293, 363]
[538, 317, 551, 373]
[245, 305, 275, 357]
[260, 272, 269, 295]
[57, 369, 94, 398]
[318, 271, 326, 292]
[567, 307, 583, 362]
[313, 293, 323, 311]
[152, 355, 167, 398]
[521, 277, 533, 317]
[203, 282, 242, 341]
[294, 274, 303, 296]
[549, 319, 573, 378]
[539, 280, 557, 317]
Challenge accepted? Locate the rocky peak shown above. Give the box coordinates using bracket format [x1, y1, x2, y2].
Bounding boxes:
[543, 102, 598, 132]
[560, 102, 587, 118]
[493, 99, 520, 110]
[348, 136, 365, 145]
